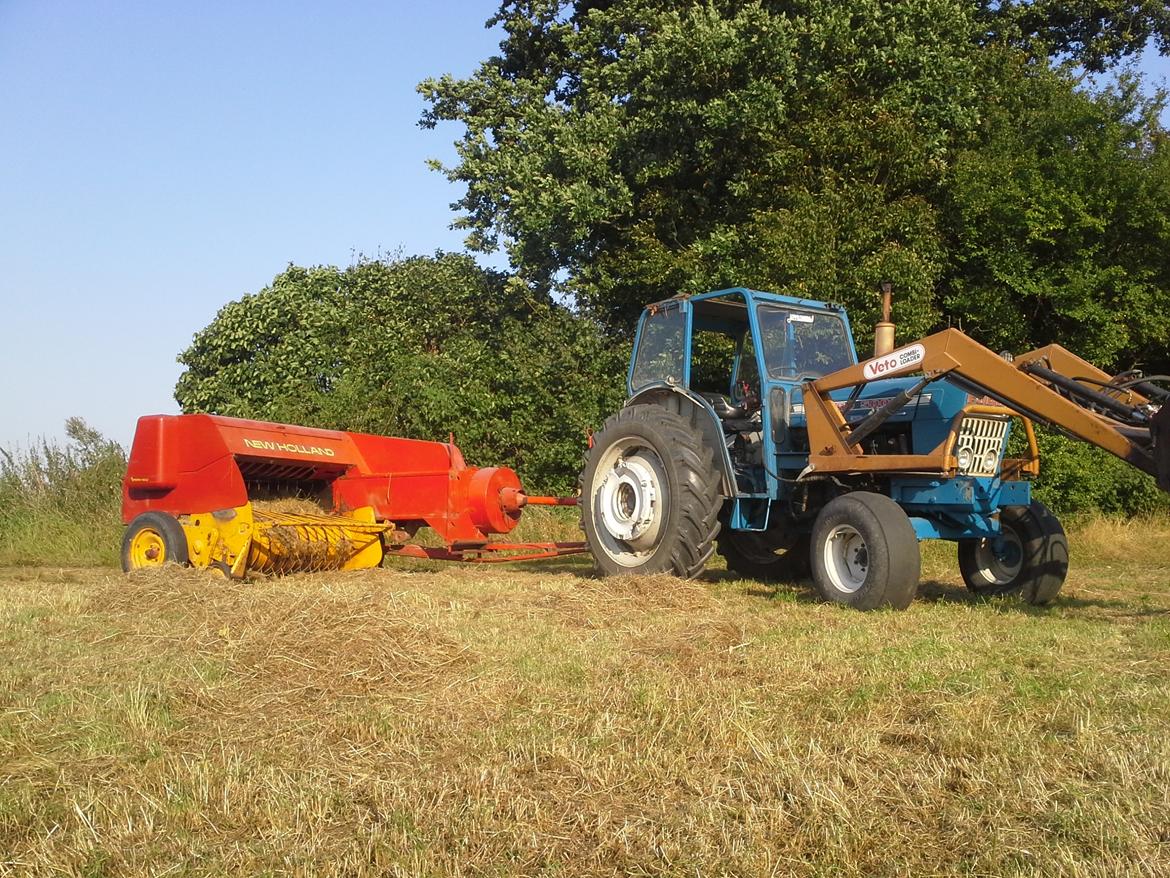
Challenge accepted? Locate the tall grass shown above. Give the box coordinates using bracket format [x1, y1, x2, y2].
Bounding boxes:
[0, 418, 126, 567]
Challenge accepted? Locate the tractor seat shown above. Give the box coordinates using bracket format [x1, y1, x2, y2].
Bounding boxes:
[698, 392, 747, 420]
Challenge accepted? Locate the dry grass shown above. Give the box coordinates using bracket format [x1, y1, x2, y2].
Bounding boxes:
[1, 516, 1169, 876]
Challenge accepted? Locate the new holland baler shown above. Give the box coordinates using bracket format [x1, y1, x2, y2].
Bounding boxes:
[121, 414, 584, 577]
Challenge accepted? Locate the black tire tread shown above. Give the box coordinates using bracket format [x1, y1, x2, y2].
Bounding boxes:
[810, 491, 920, 610]
[579, 397, 723, 578]
[958, 500, 1068, 605]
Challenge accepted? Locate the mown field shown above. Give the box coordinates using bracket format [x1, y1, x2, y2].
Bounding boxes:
[2, 516, 1169, 877]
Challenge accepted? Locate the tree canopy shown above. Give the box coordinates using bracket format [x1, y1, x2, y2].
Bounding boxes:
[175, 253, 627, 492]
[419, 0, 1170, 375]
[983, 1, 1170, 71]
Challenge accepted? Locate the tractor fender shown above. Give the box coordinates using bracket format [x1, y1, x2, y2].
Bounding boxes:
[625, 384, 736, 496]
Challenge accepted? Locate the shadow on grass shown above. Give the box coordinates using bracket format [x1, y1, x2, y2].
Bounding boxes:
[705, 570, 1170, 618]
[914, 579, 1170, 617]
[390, 553, 1169, 618]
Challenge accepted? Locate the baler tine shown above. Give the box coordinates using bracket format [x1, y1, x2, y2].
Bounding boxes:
[801, 331, 1170, 490]
[120, 414, 586, 577]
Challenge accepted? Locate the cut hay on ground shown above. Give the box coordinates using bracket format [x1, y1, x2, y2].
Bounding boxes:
[1, 517, 1168, 876]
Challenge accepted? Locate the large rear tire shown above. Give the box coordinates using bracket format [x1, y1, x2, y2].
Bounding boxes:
[580, 400, 722, 577]
[958, 501, 1068, 605]
[810, 492, 920, 610]
[717, 528, 810, 581]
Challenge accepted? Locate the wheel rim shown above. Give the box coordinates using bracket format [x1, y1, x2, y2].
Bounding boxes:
[971, 528, 1024, 585]
[823, 524, 868, 593]
[128, 528, 167, 568]
[590, 437, 668, 567]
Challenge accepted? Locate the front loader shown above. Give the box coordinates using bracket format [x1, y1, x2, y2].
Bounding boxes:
[579, 287, 1170, 609]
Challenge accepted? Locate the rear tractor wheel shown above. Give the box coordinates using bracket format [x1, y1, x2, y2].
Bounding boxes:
[810, 492, 921, 610]
[121, 511, 190, 572]
[958, 500, 1068, 605]
[580, 401, 723, 578]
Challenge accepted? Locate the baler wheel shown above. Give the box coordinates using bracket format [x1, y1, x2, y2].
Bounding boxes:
[718, 529, 810, 581]
[122, 511, 190, 572]
[958, 501, 1068, 605]
[810, 492, 920, 610]
[580, 401, 722, 578]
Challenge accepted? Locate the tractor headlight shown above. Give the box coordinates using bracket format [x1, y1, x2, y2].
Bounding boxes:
[956, 446, 974, 472]
[956, 415, 1010, 477]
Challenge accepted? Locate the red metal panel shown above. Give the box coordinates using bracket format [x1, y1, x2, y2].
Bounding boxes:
[207, 415, 366, 467]
[122, 414, 530, 542]
[123, 415, 248, 521]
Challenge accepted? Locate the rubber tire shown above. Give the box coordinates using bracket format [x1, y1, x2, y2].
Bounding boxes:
[121, 511, 190, 572]
[717, 528, 811, 581]
[958, 501, 1068, 605]
[579, 399, 723, 578]
[810, 492, 921, 610]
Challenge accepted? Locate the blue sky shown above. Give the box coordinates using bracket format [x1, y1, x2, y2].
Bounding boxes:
[0, 1, 503, 450]
[0, 2, 1167, 451]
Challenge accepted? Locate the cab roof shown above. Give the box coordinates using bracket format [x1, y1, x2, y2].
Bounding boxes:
[647, 287, 847, 315]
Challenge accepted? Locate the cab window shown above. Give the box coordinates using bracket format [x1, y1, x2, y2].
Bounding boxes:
[630, 305, 686, 390]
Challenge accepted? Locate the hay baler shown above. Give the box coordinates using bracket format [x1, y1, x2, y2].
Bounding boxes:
[579, 287, 1170, 609]
[121, 414, 585, 577]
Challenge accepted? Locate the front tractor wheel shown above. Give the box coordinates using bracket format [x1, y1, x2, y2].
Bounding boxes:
[958, 501, 1068, 605]
[810, 492, 921, 610]
[580, 402, 722, 578]
[121, 511, 190, 572]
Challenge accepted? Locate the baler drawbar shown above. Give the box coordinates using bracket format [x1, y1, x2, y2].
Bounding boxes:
[120, 414, 585, 577]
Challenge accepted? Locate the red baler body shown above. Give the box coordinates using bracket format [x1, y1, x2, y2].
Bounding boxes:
[123, 414, 524, 542]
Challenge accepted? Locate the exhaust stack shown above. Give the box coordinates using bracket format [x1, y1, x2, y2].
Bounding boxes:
[874, 280, 895, 357]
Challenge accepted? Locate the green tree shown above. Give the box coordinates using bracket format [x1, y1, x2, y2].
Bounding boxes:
[980, 1, 1170, 72]
[421, 2, 1169, 369]
[943, 57, 1170, 372]
[421, 0, 985, 336]
[175, 253, 627, 492]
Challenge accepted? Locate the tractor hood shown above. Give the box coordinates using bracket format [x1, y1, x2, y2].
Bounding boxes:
[789, 376, 970, 426]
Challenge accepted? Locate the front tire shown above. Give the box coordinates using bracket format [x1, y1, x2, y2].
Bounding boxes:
[122, 511, 190, 572]
[810, 492, 920, 610]
[580, 400, 722, 577]
[958, 501, 1068, 605]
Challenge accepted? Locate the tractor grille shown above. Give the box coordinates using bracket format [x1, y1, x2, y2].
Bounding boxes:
[955, 415, 1010, 477]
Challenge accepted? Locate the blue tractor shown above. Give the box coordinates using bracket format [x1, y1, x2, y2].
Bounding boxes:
[579, 287, 1170, 610]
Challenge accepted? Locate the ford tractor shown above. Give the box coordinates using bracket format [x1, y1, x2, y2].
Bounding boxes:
[579, 287, 1170, 609]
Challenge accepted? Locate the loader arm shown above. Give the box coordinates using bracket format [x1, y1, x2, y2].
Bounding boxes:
[801, 328, 1169, 491]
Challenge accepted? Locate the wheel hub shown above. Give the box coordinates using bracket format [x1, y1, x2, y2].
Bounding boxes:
[597, 454, 661, 545]
[129, 529, 167, 568]
[973, 528, 1024, 585]
[824, 524, 868, 593]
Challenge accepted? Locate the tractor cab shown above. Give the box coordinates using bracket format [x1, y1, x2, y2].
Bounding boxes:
[626, 288, 962, 524]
